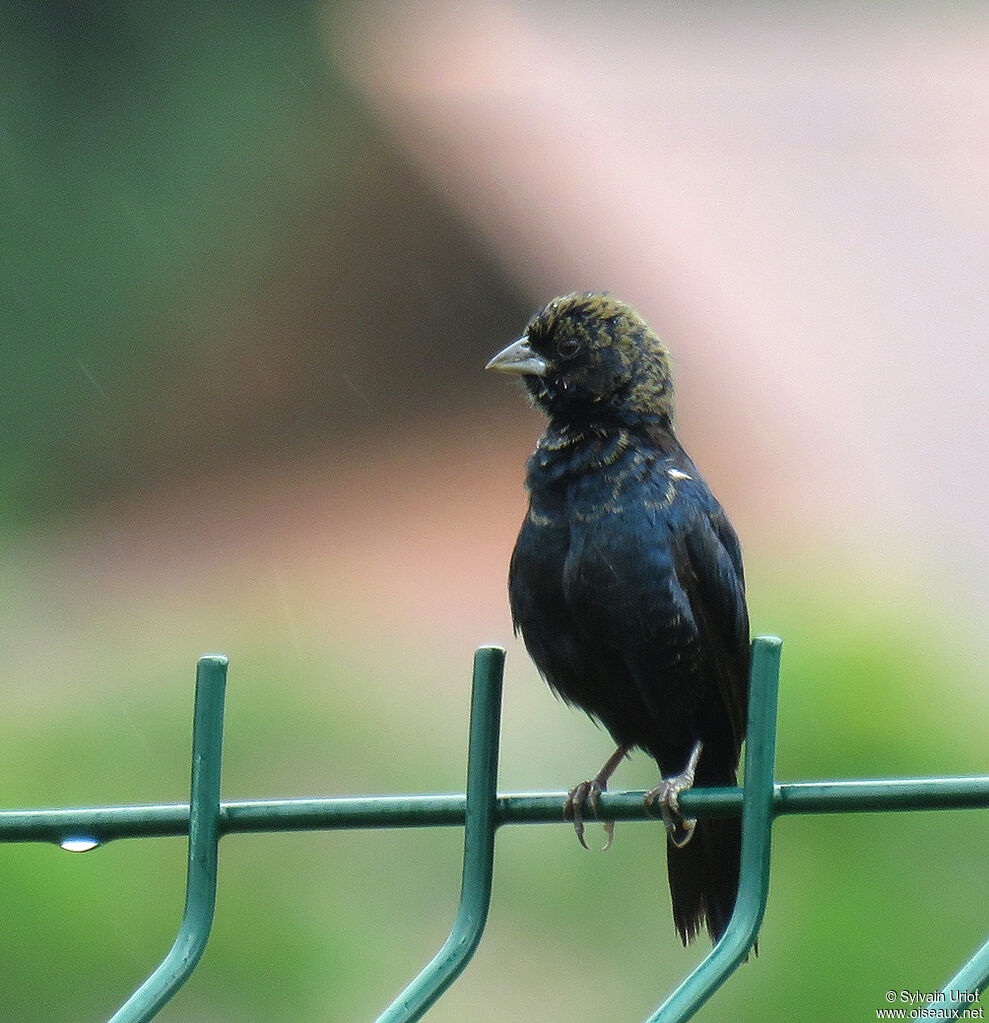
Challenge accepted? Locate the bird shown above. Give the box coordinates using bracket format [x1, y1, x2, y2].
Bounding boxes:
[486, 292, 750, 946]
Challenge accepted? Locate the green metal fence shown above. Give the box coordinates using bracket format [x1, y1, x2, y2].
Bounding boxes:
[2, 636, 988, 1021]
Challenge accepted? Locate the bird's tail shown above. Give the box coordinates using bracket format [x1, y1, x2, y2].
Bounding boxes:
[665, 780, 742, 946]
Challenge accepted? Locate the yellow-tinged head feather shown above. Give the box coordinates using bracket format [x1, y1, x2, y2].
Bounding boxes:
[497, 292, 675, 426]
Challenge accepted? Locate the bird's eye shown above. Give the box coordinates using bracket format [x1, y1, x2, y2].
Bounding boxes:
[556, 337, 581, 359]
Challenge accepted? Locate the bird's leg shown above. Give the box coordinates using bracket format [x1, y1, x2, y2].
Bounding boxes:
[564, 743, 630, 851]
[644, 740, 703, 848]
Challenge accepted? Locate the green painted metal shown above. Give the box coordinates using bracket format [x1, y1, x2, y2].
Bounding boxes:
[376, 645, 505, 1023]
[107, 655, 227, 1023]
[936, 932, 989, 1018]
[6, 775, 989, 846]
[939, 933, 989, 1020]
[1, 637, 987, 1021]
[644, 635, 781, 1023]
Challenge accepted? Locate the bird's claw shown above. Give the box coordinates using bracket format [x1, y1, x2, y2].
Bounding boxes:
[644, 780, 696, 847]
[644, 741, 703, 848]
[565, 778, 613, 851]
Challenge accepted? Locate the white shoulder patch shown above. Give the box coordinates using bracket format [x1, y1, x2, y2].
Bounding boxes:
[667, 468, 693, 481]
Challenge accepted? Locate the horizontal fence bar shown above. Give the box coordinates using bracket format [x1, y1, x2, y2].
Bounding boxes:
[4, 777, 989, 846]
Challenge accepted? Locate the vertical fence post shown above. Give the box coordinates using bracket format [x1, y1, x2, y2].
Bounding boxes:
[376, 645, 505, 1023]
[107, 655, 228, 1023]
[933, 933, 989, 1019]
[643, 635, 782, 1023]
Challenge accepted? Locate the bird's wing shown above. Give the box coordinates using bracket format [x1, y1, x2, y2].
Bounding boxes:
[568, 484, 749, 764]
[672, 506, 750, 758]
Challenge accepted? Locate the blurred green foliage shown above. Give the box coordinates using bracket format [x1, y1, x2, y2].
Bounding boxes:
[1, 0, 527, 526]
[1, 2, 356, 521]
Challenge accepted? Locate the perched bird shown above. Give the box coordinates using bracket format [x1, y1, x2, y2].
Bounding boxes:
[486, 292, 750, 946]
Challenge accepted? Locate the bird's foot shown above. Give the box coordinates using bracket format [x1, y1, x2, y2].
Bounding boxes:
[644, 740, 703, 849]
[565, 777, 611, 851]
[563, 744, 630, 851]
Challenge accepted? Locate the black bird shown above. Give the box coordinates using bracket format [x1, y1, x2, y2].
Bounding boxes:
[486, 292, 750, 946]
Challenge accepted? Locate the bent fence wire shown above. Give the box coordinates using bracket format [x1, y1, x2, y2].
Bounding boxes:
[2, 637, 989, 1021]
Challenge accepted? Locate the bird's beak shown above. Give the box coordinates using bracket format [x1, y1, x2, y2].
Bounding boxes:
[485, 335, 549, 377]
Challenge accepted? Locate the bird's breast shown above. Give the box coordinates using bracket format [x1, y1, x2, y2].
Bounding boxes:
[519, 446, 683, 625]
[529, 426, 668, 504]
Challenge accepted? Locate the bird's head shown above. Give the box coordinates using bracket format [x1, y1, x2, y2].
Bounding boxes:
[486, 292, 675, 428]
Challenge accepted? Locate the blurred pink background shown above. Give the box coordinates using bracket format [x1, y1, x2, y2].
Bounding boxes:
[330, 1, 989, 652]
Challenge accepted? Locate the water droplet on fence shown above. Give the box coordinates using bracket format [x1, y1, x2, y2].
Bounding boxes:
[60, 837, 100, 852]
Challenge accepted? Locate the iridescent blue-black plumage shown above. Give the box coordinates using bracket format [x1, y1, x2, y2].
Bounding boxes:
[488, 292, 749, 945]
